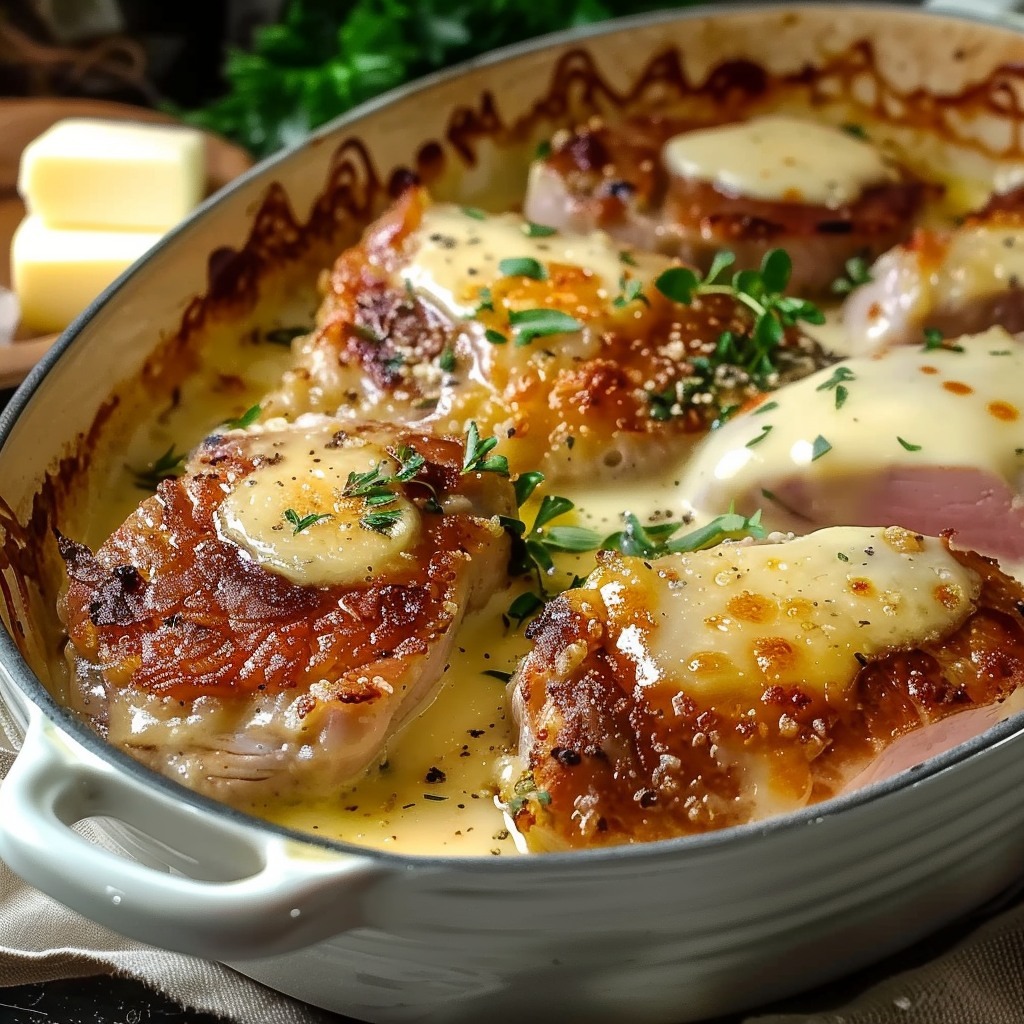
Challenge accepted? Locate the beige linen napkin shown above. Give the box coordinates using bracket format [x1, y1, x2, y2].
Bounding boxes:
[2, 698, 1024, 1024]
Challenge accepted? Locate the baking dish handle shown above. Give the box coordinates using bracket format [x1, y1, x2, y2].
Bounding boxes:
[0, 706, 389, 960]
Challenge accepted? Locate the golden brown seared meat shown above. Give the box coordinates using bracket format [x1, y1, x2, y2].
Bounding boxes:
[58, 416, 515, 801]
[524, 115, 931, 297]
[264, 187, 830, 483]
[508, 526, 1024, 850]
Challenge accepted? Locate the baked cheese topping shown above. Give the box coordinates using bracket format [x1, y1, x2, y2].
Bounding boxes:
[402, 204, 652, 319]
[595, 526, 978, 703]
[929, 225, 1024, 305]
[681, 327, 1024, 514]
[661, 115, 898, 207]
[214, 425, 421, 587]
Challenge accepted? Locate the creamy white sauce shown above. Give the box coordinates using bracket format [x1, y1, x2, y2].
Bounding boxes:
[662, 115, 898, 207]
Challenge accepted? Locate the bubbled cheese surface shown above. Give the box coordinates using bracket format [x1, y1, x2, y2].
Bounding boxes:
[599, 526, 979, 703]
[215, 427, 421, 587]
[661, 115, 898, 207]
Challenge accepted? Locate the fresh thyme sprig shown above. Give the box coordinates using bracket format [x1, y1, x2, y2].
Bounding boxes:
[654, 248, 824, 383]
[602, 507, 766, 559]
[360, 508, 405, 534]
[463, 421, 510, 476]
[612, 275, 649, 309]
[341, 424, 508, 534]
[830, 254, 873, 296]
[223, 404, 262, 430]
[129, 444, 187, 491]
[284, 508, 332, 534]
[501, 465, 768, 627]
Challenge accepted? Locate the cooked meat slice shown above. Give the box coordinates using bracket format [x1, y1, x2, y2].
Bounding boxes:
[263, 187, 831, 483]
[680, 330, 1024, 563]
[57, 416, 515, 802]
[842, 186, 1024, 354]
[524, 115, 931, 296]
[508, 527, 1024, 850]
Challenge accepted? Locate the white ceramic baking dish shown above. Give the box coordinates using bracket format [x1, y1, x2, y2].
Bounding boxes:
[4, 4, 1024, 1021]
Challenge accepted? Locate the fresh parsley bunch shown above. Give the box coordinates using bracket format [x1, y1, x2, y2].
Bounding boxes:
[186, 0, 698, 156]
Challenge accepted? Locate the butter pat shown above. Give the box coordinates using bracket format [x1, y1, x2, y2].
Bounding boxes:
[12, 216, 162, 333]
[19, 118, 204, 230]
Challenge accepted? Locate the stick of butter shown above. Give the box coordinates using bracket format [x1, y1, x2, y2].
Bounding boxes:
[12, 216, 163, 334]
[18, 118, 205, 231]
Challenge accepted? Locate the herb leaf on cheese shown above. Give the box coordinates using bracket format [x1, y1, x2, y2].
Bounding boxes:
[224, 404, 263, 430]
[284, 508, 332, 534]
[508, 308, 583, 346]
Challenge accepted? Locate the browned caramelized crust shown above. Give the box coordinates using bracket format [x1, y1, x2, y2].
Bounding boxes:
[511, 540, 1024, 849]
[529, 117, 932, 295]
[266, 187, 831, 482]
[59, 425, 511, 705]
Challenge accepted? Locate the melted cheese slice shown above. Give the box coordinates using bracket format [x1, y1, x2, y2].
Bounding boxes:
[662, 115, 898, 207]
[597, 527, 978, 704]
[401, 204, 656, 320]
[215, 425, 421, 587]
[681, 328, 1024, 517]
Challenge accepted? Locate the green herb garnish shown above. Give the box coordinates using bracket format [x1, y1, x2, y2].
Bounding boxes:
[830, 254, 873, 295]
[499, 256, 547, 281]
[612, 275, 649, 309]
[513, 470, 545, 507]
[439, 346, 457, 372]
[746, 424, 773, 447]
[360, 508, 404, 534]
[508, 308, 583, 346]
[811, 435, 832, 461]
[922, 327, 964, 353]
[603, 507, 766, 559]
[482, 669, 514, 683]
[816, 366, 856, 409]
[462, 421, 510, 476]
[129, 444, 187, 490]
[897, 436, 922, 452]
[485, 328, 508, 345]
[263, 325, 308, 346]
[224, 404, 262, 430]
[523, 221, 556, 238]
[476, 286, 495, 313]
[653, 247, 824, 391]
[506, 591, 545, 629]
[284, 508, 332, 535]
[461, 206, 487, 220]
